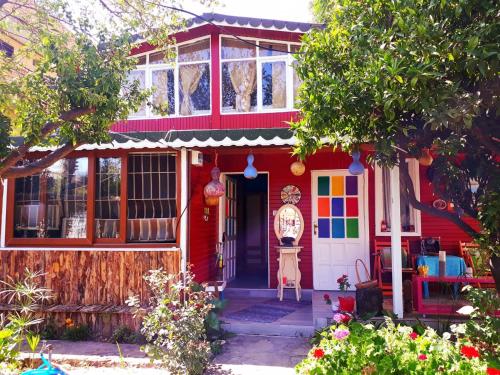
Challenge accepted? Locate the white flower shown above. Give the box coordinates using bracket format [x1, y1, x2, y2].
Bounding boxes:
[456, 305, 475, 315]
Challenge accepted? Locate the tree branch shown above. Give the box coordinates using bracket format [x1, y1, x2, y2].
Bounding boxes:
[2, 142, 80, 179]
[0, 107, 95, 177]
[398, 153, 480, 238]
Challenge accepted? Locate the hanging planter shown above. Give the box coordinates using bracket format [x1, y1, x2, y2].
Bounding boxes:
[418, 148, 433, 166]
[290, 160, 306, 176]
[204, 166, 225, 206]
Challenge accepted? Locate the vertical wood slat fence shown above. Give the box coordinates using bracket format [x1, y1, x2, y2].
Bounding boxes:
[0, 249, 181, 336]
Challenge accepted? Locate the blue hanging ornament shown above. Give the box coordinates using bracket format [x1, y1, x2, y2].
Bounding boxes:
[244, 152, 258, 179]
[348, 150, 364, 175]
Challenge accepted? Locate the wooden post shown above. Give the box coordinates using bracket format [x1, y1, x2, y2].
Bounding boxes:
[390, 165, 404, 318]
[0, 179, 6, 248]
[180, 148, 188, 273]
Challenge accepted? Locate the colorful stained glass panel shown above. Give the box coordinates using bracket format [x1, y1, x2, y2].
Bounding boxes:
[318, 177, 330, 196]
[346, 218, 359, 238]
[332, 218, 345, 238]
[318, 198, 330, 217]
[332, 198, 344, 216]
[346, 197, 358, 217]
[346, 176, 358, 196]
[331, 176, 344, 196]
[318, 218, 330, 238]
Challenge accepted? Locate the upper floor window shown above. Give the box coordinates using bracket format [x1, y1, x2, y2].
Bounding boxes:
[374, 159, 421, 236]
[127, 38, 211, 118]
[0, 40, 14, 58]
[221, 37, 300, 113]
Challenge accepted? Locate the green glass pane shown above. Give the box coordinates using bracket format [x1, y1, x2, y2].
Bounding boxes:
[318, 176, 329, 196]
[346, 218, 359, 238]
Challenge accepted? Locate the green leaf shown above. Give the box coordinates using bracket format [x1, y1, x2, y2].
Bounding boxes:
[0, 329, 13, 339]
[447, 53, 454, 61]
[467, 36, 479, 50]
[410, 77, 418, 88]
[395, 75, 404, 84]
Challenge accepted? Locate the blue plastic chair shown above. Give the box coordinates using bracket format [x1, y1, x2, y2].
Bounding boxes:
[21, 353, 67, 375]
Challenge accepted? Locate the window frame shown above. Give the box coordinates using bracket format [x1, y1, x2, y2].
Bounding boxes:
[128, 36, 212, 120]
[219, 35, 301, 114]
[5, 149, 181, 248]
[374, 159, 422, 237]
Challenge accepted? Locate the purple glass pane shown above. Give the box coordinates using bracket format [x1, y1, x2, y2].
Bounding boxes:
[318, 218, 330, 238]
[332, 198, 344, 217]
[346, 176, 358, 195]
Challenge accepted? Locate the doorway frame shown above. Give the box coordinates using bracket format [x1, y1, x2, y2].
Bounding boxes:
[310, 169, 371, 290]
[218, 172, 271, 288]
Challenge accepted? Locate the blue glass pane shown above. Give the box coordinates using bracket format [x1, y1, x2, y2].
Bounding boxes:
[332, 218, 345, 238]
[346, 176, 358, 195]
[318, 218, 330, 238]
[332, 198, 344, 216]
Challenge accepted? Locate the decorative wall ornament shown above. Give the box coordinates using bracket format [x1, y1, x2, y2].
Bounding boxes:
[204, 163, 225, 206]
[348, 150, 364, 175]
[432, 199, 447, 210]
[418, 148, 433, 166]
[244, 151, 258, 179]
[281, 185, 302, 205]
[290, 160, 305, 176]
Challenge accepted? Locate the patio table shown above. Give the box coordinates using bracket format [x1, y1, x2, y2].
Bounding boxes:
[416, 255, 466, 298]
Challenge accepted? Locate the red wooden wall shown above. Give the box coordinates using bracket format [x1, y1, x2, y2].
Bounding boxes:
[187, 149, 478, 290]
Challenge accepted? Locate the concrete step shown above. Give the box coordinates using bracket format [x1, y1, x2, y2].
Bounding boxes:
[222, 320, 314, 338]
[224, 288, 313, 301]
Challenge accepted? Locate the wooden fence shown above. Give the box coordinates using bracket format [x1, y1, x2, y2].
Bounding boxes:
[0, 249, 181, 336]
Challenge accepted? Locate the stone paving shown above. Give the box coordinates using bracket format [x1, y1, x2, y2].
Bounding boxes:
[22, 334, 310, 374]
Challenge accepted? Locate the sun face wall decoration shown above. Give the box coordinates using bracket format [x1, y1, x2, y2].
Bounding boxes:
[281, 185, 302, 205]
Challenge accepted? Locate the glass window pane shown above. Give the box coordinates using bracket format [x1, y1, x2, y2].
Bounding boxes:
[178, 39, 210, 62]
[261, 61, 286, 109]
[95, 158, 121, 239]
[221, 61, 257, 113]
[127, 154, 177, 242]
[259, 42, 288, 57]
[126, 70, 146, 116]
[152, 69, 175, 115]
[221, 38, 256, 59]
[292, 61, 302, 107]
[136, 55, 147, 65]
[149, 51, 166, 64]
[179, 63, 210, 115]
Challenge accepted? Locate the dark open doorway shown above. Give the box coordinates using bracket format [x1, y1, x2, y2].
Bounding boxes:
[228, 174, 268, 288]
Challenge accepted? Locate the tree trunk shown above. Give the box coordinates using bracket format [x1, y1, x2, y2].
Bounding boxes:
[490, 254, 500, 293]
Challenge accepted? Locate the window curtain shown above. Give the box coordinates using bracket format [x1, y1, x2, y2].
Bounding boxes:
[152, 70, 170, 110]
[228, 61, 256, 112]
[179, 64, 203, 116]
[271, 62, 286, 108]
[381, 166, 392, 231]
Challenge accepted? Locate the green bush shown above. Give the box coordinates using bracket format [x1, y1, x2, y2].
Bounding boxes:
[61, 324, 91, 341]
[111, 325, 143, 344]
[297, 318, 491, 374]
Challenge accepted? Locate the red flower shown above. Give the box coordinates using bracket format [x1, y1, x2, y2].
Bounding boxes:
[487, 368, 500, 375]
[409, 332, 418, 340]
[323, 293, 330, 300]
[418, 354, 427, 361]
[337, 277, 343, 283]
[313, 348, 325, 359]
[460, 345, 480, 359]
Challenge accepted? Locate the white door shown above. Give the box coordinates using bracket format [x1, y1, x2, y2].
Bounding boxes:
[221, 175, 237, 282]
[312, 170, 369, 290]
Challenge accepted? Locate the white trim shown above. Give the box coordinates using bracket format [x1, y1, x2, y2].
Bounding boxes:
[219, 171, 271, 288]
[0, 247, 180, 252]
[1, 179, 7, 248]
[390, 165, 404, 318]
[180, 148, 189, 272]
[188, 20, 313, 33]
[374, 159, 421, 236]
[311, 169, 370, 290]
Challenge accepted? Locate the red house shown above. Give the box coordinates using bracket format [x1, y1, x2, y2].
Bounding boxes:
[0, 14, 478, 331]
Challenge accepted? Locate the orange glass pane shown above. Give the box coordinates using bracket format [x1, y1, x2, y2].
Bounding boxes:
[318, 198, 330, 217]
[331, 176, 344, 196]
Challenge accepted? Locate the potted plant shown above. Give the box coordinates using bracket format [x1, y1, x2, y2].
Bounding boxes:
[337, 274, 355, 313]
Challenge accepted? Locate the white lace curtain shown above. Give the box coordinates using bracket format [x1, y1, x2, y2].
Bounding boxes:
[179, 64, 204, 116]
[228, 61, 256, 112]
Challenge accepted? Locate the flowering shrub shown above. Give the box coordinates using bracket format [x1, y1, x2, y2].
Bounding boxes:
[127, 269, 215, 375]
[297, 318, 491, 374]
[336, 274, 351, 292]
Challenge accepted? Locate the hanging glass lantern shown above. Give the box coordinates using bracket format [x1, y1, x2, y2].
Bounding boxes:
[204, 166, 225, 206]
[244, 152, 258, 179]
[348, 150, 364, 175]
[418, 148, 433, 166]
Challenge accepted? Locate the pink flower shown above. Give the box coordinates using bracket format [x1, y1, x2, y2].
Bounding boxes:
[409, 332, 418, 340]
[313, 348, 325, 359]
[333, 313, 351, 324]
[461, 345, 480, 359]
[333, 328, 350, 340]
[418, 354, 427, 361]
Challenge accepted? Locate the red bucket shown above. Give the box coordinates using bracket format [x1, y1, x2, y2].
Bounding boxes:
[338, 296, 355, 313]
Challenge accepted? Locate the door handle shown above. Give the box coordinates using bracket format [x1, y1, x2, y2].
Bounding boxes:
[313, 222, 318, 235]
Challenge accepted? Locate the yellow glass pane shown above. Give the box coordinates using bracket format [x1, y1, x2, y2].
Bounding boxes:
[331, 176, 344, 196]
